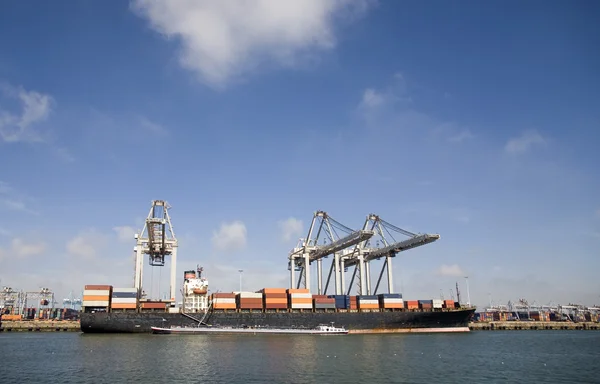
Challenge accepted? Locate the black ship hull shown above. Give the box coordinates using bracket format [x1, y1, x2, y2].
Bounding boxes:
[80, 308, 475, 334]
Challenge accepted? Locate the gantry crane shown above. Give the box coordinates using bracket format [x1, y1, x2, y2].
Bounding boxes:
[133, 200, 178, 304]
[342, 214, 440, 295]
[288, 211, 374, 294]
[23, 287, 54, 311]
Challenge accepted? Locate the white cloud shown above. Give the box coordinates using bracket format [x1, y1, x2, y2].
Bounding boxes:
[505, 130, 547, 154]
[0, 238, 46, 260]
[0, 84, 54, 142]
[130, 0, 371, 88]
[212, 221, 247, 251]
[66, 230, 109, 260]
[448, 129, 474, 143]
[435, 264, 466, 277]
[360, 88, 385, 108]
[278, 217, 303, 242]
[113, 226, 137, 242]
[0, 181, 37, 214]
[11, 238, 46, 257]
[138, 116, 168, 136]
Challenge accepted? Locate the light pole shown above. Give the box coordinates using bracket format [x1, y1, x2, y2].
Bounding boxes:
[464, 276, 471, 307]
[238, 269, 243, 292]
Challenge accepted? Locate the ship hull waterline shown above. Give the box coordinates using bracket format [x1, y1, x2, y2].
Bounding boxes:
[80, 308, 475, 334]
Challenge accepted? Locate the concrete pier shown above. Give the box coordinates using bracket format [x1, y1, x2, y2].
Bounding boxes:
[1, 320, 81, 332]
[469, 321, 600, 331]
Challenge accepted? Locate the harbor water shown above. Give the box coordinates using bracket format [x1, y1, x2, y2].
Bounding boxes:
[1, 331, 598, 383]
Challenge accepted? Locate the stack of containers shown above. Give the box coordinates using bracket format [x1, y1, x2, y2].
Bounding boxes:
[328, 295, 350, 309]
[211, 293, 236, 310]
[237, 292, 263, 310]
[349, 296, 358, 310]
[287, 288, 312, 309]
[432, 299, 443, 310]
[378, 293, 403, 309]
[418, 300, 433, 310]
[83, 285, 112, 310]
[260, 288, 288, 310]
[312, 295, 336, 310]
[443, 300, 455, 309]
[405, 300, 419, 310]
[111, 288, 138, 311]
[357, 295, 379, 310]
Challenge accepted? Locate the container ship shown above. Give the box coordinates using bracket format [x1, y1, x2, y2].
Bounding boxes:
[80, 200, 475, 334]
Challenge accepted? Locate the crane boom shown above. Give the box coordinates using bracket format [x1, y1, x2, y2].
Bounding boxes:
[309, 230, 373, 261]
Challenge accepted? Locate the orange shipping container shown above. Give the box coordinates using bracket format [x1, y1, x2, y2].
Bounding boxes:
[213, 293, 236, 299]
[85, 285, 112, 290]
[260, 288, 287, 294]
[111, 303, 137, 309]
[287, 289, 310, 294]
[83, 295, 111, 301]
[264, 298, 287, 304]
[141, 302, 167, 309]
[289, 298, 312, 304]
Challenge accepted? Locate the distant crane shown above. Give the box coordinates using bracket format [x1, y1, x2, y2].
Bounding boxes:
[133, 200, 178, 304]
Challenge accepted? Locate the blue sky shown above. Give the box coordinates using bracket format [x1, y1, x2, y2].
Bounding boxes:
[0, 1, 599, 308]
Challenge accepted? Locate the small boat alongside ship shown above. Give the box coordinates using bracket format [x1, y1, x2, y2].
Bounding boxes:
[151, 323, 349, 335]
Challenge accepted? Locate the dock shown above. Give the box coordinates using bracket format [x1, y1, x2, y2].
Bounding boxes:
[469, 321, 600, 331]
[0, 320, 81, 332]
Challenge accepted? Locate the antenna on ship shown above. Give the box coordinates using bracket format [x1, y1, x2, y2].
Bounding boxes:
[455, 282, 461, 306]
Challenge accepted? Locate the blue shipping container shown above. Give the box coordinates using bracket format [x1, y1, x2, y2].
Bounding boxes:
[377, 293, 402, 299]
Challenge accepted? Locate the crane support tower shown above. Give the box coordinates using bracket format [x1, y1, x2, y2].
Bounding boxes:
[288, 211, 374, 295]
[288, 211, 440, 296]
[133, 200, 178, 304]
[343, 214, 440, 296]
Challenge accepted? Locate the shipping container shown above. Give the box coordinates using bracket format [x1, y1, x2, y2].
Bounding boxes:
[111, 298, 138, 304]
[259, 288, 287, 294]
[84, 285, 112, 291]
[111, 303, 137, 309]
[141, 302, 167, 309]
[432, 299, 443, 309]
[405, 300, 419, 310]
[237, 292, 262, 299]
[112, 292, 137, 299]
[286, 288, 310, 294]
[83, 289, 111, 296]
[82, 300, 110, 307]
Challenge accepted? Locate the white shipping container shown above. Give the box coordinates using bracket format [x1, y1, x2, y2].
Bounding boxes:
[290, 303, 313, 309]
[289, 293, 312, 299]
[111, 298, 138, 304]
[433, 299, 443, 308]
[358, 299, 378, 304]
[382, 299, 404, 304]
[82, 300, 110, 307]
[83, 289, 110, 296]
[112, 287, 138, 293]
[238, 292, 263, 299]
[213, 298, 236, 304]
